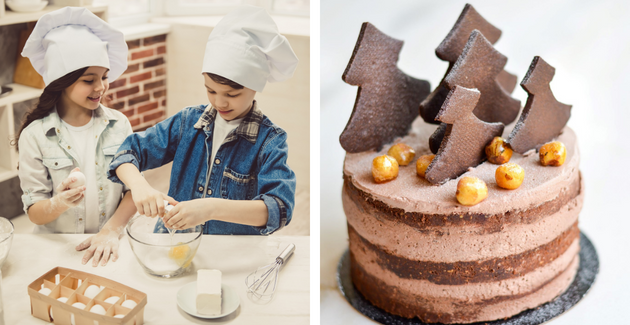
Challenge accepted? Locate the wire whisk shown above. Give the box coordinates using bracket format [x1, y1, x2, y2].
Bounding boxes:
[245, 243, 295, 301]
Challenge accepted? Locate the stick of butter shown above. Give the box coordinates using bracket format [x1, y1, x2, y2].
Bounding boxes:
[196, 269, 222, 315]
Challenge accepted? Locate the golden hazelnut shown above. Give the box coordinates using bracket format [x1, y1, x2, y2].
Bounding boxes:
[495, 163, 525, 190]
[539, 141, 566, 166]
[387, 143, 416, 166]
[416, 154, 435, 178]
[372, 155, 399, 183]
[485, 136, 513, 164]
[456, 177, 488, 206]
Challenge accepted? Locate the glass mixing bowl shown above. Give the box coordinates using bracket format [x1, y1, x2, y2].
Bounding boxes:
[126, 215, 202, 278]
[0, 217, 13, 268]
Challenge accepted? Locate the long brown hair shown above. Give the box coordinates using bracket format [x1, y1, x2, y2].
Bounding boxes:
[12, 67, 88, 152]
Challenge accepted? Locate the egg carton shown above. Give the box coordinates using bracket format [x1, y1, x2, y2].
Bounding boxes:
[28, 267, 147, 325]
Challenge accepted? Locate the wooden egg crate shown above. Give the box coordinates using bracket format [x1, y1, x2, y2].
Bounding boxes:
[28, 267, 147, 325]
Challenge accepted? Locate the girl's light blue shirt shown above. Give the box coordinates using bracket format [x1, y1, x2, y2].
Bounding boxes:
[18, 105, 132, 233]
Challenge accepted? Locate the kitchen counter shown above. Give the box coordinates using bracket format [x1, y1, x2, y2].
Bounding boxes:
[2, 234, 309, 324]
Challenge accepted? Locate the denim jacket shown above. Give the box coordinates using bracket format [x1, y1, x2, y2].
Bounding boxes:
[18, 105, 132, 233]
[107, 101, 295, 235]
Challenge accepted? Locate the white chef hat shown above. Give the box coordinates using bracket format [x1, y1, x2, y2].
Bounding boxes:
[21, 7, 128, 86]
[201, 5, 299, 92]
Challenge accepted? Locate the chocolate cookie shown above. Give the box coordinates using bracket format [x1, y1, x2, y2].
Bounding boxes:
[508, 56, 572, 153]
[420, 4, 518, 124]
[444, 30, 521, 124]
[429, 30, 521, 153]
[425, 85, 504, 184]
[340, 22, 431, 153]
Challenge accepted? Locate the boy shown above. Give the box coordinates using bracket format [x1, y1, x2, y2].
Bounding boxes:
[107, 6, 298, 235]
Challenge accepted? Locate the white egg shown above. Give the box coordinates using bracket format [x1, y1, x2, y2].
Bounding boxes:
[89, 304, 106, 315]
[68, 171, 86, 189]
[164, 200, 174, 212]
[104, 296, 120, 304]
[51, 296, 68, 319]
[114, 314, 125, 318]
[121, 299, 137, 309]
[83, 285, 101, 299]
[38, 287, 51, 296]
[72, 302, 86, 309]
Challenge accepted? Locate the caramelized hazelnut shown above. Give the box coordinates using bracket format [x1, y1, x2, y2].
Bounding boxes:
[539, 141, 566, 166]
[416, 154, 435, 178]
[485, 136, 513, 164]
[456, 177, 488, 206]
[495, 163, 525, 189]
[372, 155, 399, 183]
[387, 143, 416, 166]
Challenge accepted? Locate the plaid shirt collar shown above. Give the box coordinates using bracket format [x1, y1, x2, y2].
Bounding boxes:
[193, 100, 263, 144]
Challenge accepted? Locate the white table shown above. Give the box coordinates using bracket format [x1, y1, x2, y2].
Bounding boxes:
[1, 234, 309, 324]
[321, 0, 630, 324]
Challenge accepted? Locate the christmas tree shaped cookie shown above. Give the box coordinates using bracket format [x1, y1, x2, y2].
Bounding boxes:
[340, 22, 431, 153]
[444, 30, 521, 124]
[429, 30, 521, 153]
[420, 4, 518, 124]
[425, 85, 504, 184]
[508, 56, 572, 153]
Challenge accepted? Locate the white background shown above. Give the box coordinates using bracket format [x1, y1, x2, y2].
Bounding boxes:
[320, 0, 630, 323]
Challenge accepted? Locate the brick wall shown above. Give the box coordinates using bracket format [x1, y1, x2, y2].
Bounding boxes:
[106, 35, 167, 131]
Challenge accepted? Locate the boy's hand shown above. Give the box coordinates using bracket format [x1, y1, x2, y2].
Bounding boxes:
[162, 199, 212, 230]
[76, 228, 121, 267]
[51, 167, 86, 209]
[131, 183, 177, 218]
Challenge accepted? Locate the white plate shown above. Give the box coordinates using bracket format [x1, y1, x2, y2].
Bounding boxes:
[5, 1, 48, 13]
[177, 282, 240, 319]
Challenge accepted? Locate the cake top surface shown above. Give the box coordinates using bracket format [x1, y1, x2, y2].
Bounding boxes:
[343, 118, 579, 215]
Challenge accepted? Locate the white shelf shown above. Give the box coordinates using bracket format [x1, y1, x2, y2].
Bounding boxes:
[118, 22, 171, 41]
[0, 167, 17, 183]
[0, 83, 42, 107]
[0, 83, 42, 183]
[0, 4, 107, 26]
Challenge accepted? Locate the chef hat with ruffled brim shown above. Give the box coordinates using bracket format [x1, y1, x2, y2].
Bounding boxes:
[21, 7, 128, 86]
[201, 6, 299, 92]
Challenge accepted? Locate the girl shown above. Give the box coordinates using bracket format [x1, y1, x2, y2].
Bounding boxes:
[15, 7, 136, 266]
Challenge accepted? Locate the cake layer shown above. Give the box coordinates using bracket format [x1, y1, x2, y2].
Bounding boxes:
[343, 171, 581, 233]
[343, 118, 580, 216]
[348, 222, 579, 285]
[351, 249, 579, 323]
[350, 232, 579, 300]
[343, 175, 583, 262]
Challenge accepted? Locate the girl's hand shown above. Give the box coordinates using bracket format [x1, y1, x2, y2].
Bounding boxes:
[130, 183, 177, 218]
[51, 167, 85, 208]
[162, 199, 212, 230]
[75, 227, 121, 267]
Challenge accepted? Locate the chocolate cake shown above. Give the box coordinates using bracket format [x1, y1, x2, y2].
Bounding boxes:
[339, 4, 579, 324]
[342, 120, 581, 323]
